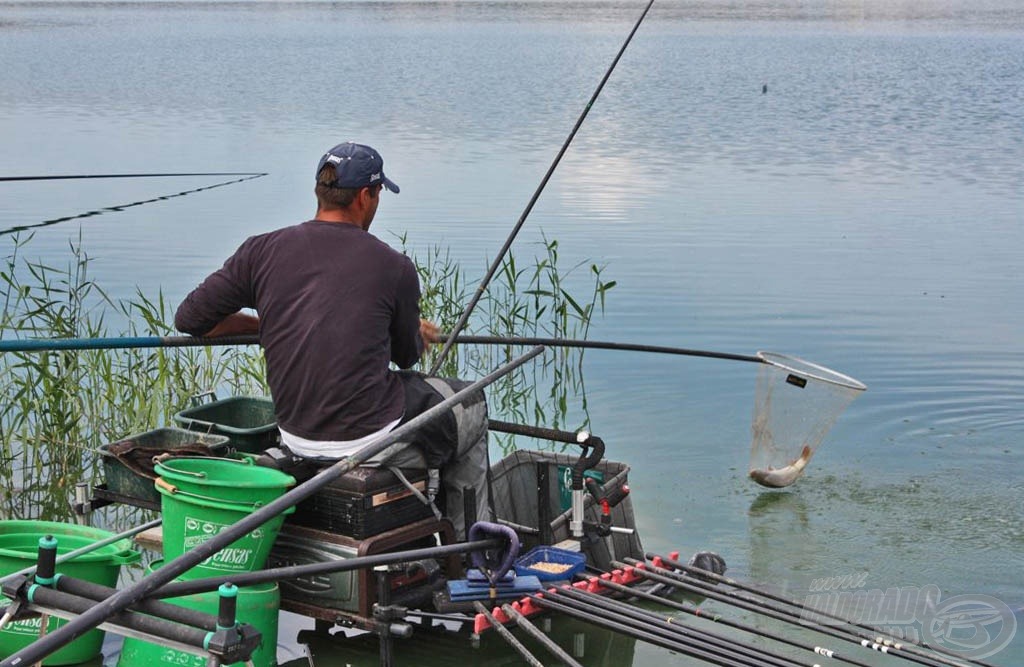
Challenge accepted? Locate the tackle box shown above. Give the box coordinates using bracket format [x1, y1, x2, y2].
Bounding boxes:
[99, 427, 230, 508]
[173, 395, 278, 453]
[287, 466, 436, 539]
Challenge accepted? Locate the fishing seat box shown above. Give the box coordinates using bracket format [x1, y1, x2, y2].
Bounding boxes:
[286, 466, 436, 539]
[268, 518, 459, 619]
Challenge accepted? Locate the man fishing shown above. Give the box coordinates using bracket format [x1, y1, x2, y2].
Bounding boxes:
[174, 141, 491, 538]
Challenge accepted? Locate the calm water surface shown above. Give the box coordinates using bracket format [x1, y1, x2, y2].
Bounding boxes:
[2, 1, 1022, 665]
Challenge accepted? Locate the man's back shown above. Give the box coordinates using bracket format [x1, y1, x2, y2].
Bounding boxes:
[175, 220, 423, 441]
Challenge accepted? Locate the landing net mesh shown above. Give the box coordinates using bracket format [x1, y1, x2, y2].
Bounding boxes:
[749, 352, 866, 488]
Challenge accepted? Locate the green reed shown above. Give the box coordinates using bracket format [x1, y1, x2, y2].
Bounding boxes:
[0, 234, 268, 521]
[410, 232, 615, 449]
[0, 231, 613, 522]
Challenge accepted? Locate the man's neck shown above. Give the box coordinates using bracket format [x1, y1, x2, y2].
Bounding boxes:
[314, 209, 364, 229]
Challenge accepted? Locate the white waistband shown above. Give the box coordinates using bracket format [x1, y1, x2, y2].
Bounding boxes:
[279, 417, 401, 459]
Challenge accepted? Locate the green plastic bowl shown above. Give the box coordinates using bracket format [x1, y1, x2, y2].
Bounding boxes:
[0, 521, 140, 665]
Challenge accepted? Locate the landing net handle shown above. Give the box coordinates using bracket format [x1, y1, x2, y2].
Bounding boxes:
[749, 352, 866, 486]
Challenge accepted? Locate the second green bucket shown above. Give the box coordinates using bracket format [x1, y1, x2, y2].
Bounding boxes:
[155, 458, 295, 579]
[118, 560, 279, 667]
[0, 521, 140, 665]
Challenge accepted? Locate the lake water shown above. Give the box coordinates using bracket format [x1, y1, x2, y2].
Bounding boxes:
[2, 0, 1023, 665]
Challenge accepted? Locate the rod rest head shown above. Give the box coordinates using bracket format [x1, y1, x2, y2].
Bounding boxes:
[205, 622, 262, 664]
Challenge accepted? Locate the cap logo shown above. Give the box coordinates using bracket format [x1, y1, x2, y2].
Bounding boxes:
[369, 172, 381, 183]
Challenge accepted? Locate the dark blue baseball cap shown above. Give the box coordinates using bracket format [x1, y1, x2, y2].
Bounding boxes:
[315, 142, 399, 193]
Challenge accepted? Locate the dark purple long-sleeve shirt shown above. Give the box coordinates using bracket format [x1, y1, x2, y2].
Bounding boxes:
[175, 220, 423, 440]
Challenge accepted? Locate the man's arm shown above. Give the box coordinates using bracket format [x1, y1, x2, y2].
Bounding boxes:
[175, 242, 257, 337]
[202, 312, 260, 337]
[390, 258, 425, 369]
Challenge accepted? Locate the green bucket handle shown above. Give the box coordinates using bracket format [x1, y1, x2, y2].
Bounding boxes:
[190, 390, 218, 407]
[155, 477, 268, 510]
[109, 549, 143, 566]
[154, 456, 253, 479]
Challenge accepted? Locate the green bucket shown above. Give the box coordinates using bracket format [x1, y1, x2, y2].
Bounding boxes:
[0, 521, 140, 666]
[155, 458, 295, 580]
[118, 560, 279, 667]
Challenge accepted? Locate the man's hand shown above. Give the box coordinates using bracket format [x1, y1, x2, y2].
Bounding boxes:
[419, 318, 441, 350]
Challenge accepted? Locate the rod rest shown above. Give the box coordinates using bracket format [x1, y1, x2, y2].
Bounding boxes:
[54, 574, 224, 630]
[572, 434, 605, 491]
[2, 574, 262, 664]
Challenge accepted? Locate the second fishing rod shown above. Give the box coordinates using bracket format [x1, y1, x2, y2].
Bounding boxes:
[618, 559, 973, 667]
[428, 0, 657, 374]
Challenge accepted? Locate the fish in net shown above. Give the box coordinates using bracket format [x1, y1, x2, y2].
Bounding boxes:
[748, 352, 866, 488]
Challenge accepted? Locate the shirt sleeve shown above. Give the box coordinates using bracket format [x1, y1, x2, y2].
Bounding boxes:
[174, 240, 257, 337]
[389, 256, 424, 369]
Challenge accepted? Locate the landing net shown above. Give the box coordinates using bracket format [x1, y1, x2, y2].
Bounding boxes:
[749, 352, 866, 488]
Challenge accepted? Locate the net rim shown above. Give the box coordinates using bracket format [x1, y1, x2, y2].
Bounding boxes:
[756, 351, 867, 392]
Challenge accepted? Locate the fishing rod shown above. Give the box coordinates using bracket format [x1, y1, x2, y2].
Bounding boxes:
[526, 592, 786, 667]
[0, 173, 266, 182]
[550, 585, 816, 667]
[617, 559, 967, 667]
[0, 334, 260, 353]
[499, 602, 584, 667]
[581, 574, 878, 667]
[146, 538, 502, 599]
[0, 346, 543, 667]
[618, 561, 934, 665]
[451, 335, 762, 363]
[650, 552, 1002, 667]
[0, 172, 267, 238]
[428, 0, 657, 375]
[472, 602, 547, 667]
[0, 332, 762, 364]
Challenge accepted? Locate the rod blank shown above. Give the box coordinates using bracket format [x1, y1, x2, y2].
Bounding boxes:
[0, 333, 763, 365]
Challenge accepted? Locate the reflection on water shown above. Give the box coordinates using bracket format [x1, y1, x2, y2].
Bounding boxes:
[746, 492, 813, 600]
